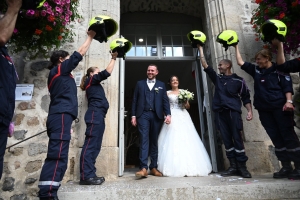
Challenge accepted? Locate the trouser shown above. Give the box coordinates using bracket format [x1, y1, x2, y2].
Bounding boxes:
[0, 123, 8, 180]
[258, 109, 300, 162]
[215, 109, 248, 162]
[137, 111, 162, 170]
[38, 113, 73, 198]
[80, 115, 105, 180]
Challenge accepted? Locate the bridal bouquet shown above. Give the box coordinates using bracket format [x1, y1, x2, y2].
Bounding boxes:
[0, 0, 81, 59]
[178, 89, 194, 104]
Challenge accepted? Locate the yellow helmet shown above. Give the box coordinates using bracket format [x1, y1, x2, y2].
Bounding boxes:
[187, 30, 206, 48]
[21, 0, 46, 9]
[88, 15, 118, 43]
[261, 19, 287, 43]
[110, 38, 132, 59]
[216, 30, 239, 51]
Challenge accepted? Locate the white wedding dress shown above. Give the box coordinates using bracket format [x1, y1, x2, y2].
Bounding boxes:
[157, 91, 212, 177]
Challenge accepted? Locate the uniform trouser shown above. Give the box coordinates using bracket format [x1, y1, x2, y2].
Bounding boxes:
[80, 115, 105, 180]
[215, 109, 248, 162]
[137, 111, 162, 170]
[258, 109, 300, 162]
[38, 113, 73, 198]
[0, 124, 8, 180]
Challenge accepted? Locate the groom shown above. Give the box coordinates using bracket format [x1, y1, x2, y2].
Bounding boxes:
[131, 64, 171, 178]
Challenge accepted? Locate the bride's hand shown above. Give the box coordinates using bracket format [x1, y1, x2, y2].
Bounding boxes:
[184, 101, 190, 109]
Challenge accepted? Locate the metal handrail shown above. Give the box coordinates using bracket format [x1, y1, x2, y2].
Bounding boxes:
[6, 118, 80, 152]
[6, 130, 47, 152]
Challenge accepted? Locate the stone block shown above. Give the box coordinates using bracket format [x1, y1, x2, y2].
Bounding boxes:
[12, 147, 23, 156]
[27, 117, 40, 126]
[41, 95, 50, 113]
[30, 61, 50, 71]
[28, 143, 47, 156]
[10, 194, 27, 200]
[14, 161, 21, 169]
[25, 160, 42, 173]
[24, 178, 37, 185]
[13, 114, 25, 126]
[13, 130, 27, 140]
[2, 177, 15, 191]
[33, 79, 46, 89]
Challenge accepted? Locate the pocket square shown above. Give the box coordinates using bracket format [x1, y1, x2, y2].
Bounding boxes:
[158, 87, 163, 89]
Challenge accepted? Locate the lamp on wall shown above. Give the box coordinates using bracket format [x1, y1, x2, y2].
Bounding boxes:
[138, 38, 144, 42]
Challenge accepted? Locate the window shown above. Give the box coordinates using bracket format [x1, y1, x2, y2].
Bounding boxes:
[122, 24, 194, 58]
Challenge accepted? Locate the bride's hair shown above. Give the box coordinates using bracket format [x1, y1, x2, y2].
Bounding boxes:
[167, 75, 179, 89]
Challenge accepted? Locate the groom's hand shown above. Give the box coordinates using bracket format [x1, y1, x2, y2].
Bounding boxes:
[164, 115, 171, 124]
[131, 117, 137, 127]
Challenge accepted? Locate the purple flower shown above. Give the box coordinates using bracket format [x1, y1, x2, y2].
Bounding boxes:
[41, 10, 47, 16]
[56, 6, 63, 13]
[26, 10, 35, 16]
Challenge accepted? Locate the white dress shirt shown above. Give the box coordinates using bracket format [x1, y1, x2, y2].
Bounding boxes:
[147, 78, 156, 90]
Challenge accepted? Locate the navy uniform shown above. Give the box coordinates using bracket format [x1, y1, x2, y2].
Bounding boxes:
[0, 46, 17, 180]
[276, 57, 300, 73]
[204, 66, 251, 177]
[38, 51, 82, 198]
[242, 62, 300, 179]
[80, 70, 110, 182]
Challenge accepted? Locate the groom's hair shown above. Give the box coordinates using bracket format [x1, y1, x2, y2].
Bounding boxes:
[148, 64, 158, 70]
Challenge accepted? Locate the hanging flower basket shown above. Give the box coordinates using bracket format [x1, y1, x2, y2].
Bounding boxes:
[251, 0, 300, 55]
[0, 0, 81, 59]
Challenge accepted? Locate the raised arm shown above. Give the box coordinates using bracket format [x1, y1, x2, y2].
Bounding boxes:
[272, 38, 285, 65]
[0, 0, 22, 46]
[197, 45, 208, 69]
[105, 52, 118, 74]
[77, 30, 96, 56]
[234, 45, 245, 66]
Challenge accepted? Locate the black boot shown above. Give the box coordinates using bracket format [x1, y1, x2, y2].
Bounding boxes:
[237, 161, 252, 178]
[221, 158, 238, 177]
[288, 162, 300, 180]
[273, 161, 293, 178]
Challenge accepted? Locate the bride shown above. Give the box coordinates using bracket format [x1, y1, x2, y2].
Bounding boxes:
[157, 75, 212, 177]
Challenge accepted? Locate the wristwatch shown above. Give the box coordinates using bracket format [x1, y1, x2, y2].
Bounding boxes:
[287, 100, 293, 104]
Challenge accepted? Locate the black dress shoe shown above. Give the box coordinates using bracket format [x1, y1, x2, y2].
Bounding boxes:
[40, 197, 59, 200]
[80, 177, 105, 185]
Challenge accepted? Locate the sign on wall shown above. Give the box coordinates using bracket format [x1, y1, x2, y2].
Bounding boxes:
[15, 84, 34, 101]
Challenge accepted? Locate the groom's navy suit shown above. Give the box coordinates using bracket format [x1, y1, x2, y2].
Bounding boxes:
[132, 79, 171, 170]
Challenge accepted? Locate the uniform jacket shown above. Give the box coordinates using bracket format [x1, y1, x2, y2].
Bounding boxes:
[84, 69, 110, 124]
[276, 57, 300, 73]
[132, 79, 171, 119]
[204, 66, 251, 113]
[242, 62, 293, 111]
[47, 51, 82, 119]
[0, 46, 17, 126]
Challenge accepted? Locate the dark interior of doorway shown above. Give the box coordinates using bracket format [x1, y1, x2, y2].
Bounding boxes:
[124, 60, 203, 168]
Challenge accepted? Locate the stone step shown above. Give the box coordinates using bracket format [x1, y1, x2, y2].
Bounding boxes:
[58, 174, 300, 200]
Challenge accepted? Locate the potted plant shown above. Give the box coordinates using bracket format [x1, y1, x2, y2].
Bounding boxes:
[0, 0, 81, 59]
[251, 0, 300, 55]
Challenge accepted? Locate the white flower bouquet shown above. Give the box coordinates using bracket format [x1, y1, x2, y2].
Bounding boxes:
[178, 89, 194, 104]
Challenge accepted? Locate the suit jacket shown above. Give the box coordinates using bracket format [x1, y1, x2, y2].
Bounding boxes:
[132, 79, 171, 119]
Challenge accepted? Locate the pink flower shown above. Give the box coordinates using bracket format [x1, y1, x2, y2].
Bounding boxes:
[41, 10, 47, 16]
[26, 10, 35, 17]
[55, 6, 63, 13]
[13, 29, 18, 34]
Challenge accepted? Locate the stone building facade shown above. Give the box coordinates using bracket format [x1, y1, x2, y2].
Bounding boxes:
[1, 0, 300, 199]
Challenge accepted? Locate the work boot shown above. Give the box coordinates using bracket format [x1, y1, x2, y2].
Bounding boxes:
[135, 168, 148, 178]
[273, 161, 293, 179]
[79, 177, 105, 185]
[221, 158, 238, 177]
[288, 162, 300, 180]
[237, 161, 252, 178]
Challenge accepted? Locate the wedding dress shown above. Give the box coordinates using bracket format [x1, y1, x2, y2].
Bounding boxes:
[157, 91, 212, 177]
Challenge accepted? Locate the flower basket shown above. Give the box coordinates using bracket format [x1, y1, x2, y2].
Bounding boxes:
[0, 0, 81, 59]
[251, 0, 300, 55]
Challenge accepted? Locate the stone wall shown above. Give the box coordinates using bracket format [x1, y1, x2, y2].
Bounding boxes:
[0, 0, 120, 199]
